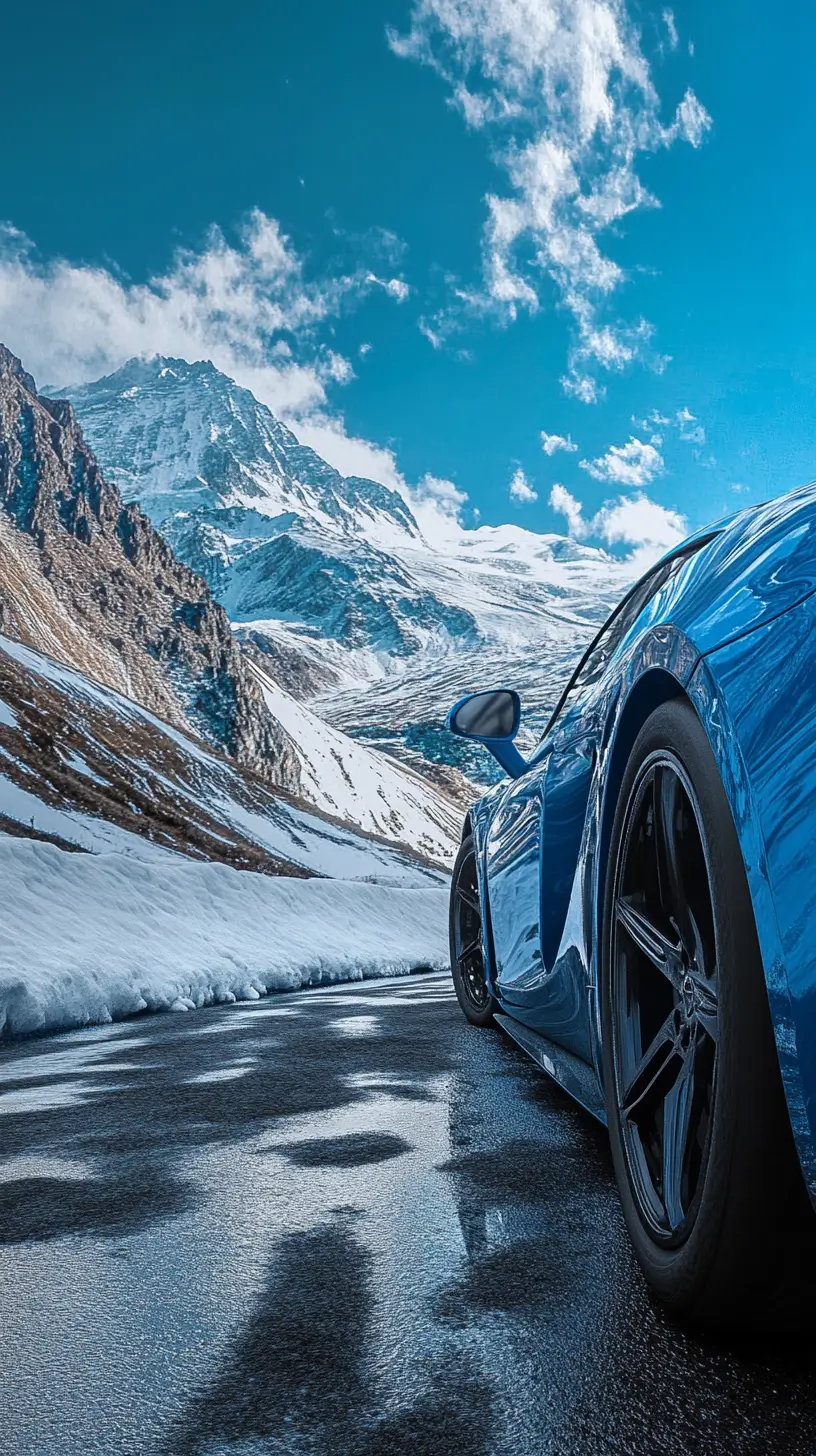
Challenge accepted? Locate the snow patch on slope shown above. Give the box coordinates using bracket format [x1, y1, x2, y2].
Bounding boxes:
[0, 633, 447, 883]
[250, 661, 460, 863]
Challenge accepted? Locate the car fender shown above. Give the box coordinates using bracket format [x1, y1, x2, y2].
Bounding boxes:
[684, 599, 816, 1198]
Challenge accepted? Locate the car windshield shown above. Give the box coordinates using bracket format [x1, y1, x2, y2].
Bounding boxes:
[540, 532, 721, 741]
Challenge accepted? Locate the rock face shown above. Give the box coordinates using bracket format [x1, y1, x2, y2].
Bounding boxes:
[0, 345, 301, 792]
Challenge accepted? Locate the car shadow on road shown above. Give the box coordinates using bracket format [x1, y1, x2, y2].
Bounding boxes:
[165, 1210, 496, 1456]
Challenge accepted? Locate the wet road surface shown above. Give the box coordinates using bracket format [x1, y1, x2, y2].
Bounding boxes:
[3, 971, 816, 1454]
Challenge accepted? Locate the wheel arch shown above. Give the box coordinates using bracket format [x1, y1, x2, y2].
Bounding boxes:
[595, 652, 816, 1201]
[596, 667, 687, 947]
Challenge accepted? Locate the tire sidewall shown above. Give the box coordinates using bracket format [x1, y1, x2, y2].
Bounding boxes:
[449, 834, 497, 1028]
[600, 698, 775, 1314]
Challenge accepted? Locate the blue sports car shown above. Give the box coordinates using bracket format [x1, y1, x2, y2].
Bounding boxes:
[446, 484, 816, 1330]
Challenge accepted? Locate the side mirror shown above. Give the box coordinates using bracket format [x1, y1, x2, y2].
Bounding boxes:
[446, 689, 528, 779]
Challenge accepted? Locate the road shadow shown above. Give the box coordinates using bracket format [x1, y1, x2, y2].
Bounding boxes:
[0, 1167, 196, 1243]
[275, 1131, 413, 1167]
[167, 1210, 496, 1456]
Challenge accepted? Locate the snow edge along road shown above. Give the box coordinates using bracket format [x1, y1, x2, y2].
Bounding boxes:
[0, 839, 450, 1040]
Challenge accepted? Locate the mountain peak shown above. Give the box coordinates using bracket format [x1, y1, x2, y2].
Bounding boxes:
[0, 342, 37, 396]
[61, 359, 425, 551]
[71, 354, 225, 395]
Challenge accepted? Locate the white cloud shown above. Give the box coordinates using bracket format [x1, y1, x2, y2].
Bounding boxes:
[593, 494, 686, 551]
[509, 467, 538, 504]
[549, 482, 686, 567]
[541, 430, 578, 456]
[675, 406, 705, 444]
[562, 371, 601, 404]
[367, 273, 411, 302]
[549, 483, 585, 535]
[672, 89, 712, 148]
[413, 472, 470, 536]
[419, 319, 443, 349]
[580, 436, 664, 487]
[663, 10, 679, 50]
[640, 405, 706, 445]
[389, 0, 711, 395]
[0, 212, 374, 417]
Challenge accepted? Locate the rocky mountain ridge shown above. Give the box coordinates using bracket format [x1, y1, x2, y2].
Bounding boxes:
[0, 344, 301, 791]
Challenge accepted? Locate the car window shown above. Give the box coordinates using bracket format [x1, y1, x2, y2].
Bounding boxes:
[540, 532, 720, 741]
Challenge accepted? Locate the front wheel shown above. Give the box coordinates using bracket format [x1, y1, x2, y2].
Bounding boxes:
[449, 834, 497, 1027]
[601, 698, 816, 1329]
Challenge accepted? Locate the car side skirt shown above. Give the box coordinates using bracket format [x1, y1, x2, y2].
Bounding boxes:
[494, 1012, 607, 1124]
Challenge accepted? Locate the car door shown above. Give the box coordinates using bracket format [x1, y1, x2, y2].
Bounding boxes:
[493, 705, 600, 1059]
[484, 550, 698, 1057]
[483, 760, 547, 994]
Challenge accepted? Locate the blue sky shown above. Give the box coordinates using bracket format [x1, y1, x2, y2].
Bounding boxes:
[1, 0, 814, 556]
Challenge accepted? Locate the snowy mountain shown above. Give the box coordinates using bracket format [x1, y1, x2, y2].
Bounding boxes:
[0, 345, 461, 861]
[66, 357, 633, 786]
[0, 632, 445, 884]
[250, 659, 462, 857]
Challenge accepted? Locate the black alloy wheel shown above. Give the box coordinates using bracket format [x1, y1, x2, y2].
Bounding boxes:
[449, 834, 497, 1027]
[601, 698, 816, 1329]
[610, 751, 718, 1243]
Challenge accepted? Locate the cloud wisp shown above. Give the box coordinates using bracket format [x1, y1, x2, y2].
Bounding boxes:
[550, 480, 686, 568]
[390, 0, 711, 398]
[0, 214, 474, 546]
[580, 435, 664, 488]
[509, 467, 538, 503]
[0, 207, 691, 561]
[0, 212, 390, 417]
[541, 430, 578, 456]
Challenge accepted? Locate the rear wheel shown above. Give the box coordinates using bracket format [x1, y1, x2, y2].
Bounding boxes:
[602, 698, 816, 1329]
[449, 834, 497, 1027]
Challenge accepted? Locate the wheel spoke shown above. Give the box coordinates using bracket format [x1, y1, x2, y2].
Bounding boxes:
[615, 897, 683, 989]
[458, 934, 482, 961]
[652, 765, 696, 958]
[612, 755, 719, 1242]
[691, 973, 719, 1043]
[456, 884, 480, 915]
[661, 1047, 696, 1231]
[620, 1011, 679, 1119]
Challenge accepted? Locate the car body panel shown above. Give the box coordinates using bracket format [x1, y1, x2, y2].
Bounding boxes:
[689, 605, 816, 1193]
[460, 482, 816, 1201]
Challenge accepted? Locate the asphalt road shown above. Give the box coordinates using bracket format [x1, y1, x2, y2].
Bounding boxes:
[3, 971, 816, 1455]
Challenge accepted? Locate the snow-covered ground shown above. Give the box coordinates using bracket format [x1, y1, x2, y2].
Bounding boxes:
[250, 660, 461, 862]
[0, 835, 448, 1039]
[0, 633, 451, 1041]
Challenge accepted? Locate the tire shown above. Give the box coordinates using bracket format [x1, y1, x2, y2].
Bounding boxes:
[449, 834, 497, 1027]
[601, 697, 816, 1330]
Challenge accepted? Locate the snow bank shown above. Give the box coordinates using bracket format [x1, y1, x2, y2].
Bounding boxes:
[0, 837, 450, 1040]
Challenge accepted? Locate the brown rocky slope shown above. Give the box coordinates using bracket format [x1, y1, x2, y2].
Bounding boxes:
[0, 344, 300, 791]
